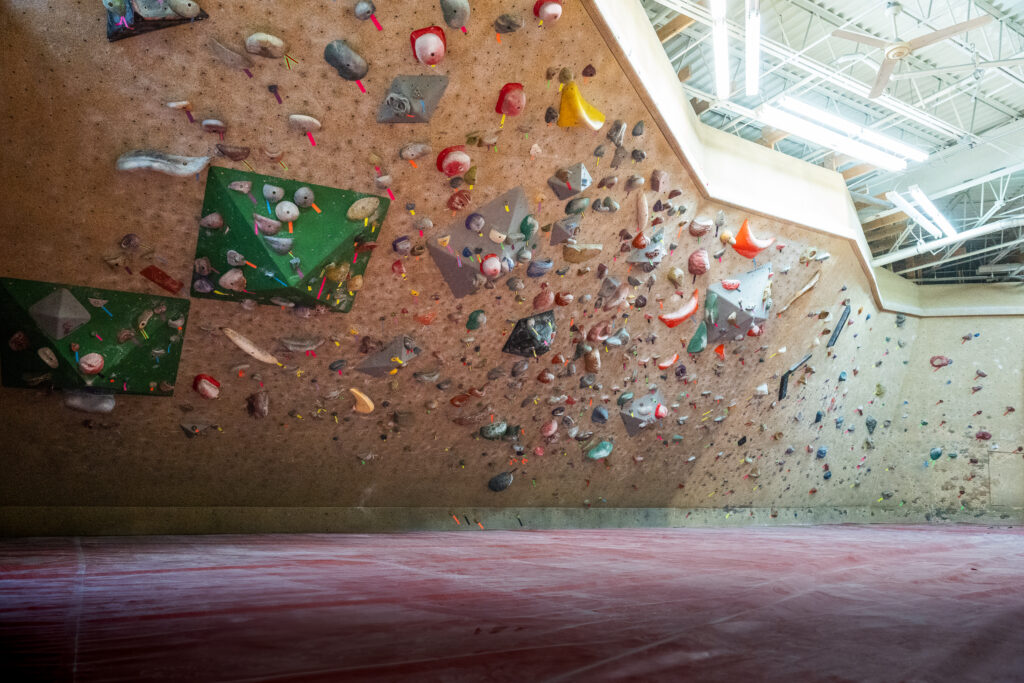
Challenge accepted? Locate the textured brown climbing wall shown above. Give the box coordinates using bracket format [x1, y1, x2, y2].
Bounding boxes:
[0, 0, 1018, 523]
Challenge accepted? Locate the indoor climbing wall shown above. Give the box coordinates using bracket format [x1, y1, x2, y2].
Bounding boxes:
[0, 0, 1019, 526]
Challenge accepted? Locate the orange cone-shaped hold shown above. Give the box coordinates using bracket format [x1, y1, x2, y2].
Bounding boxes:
[714, 343, 725, 360]
[557, 80, 605, 130]
[731, 219, 775, 259]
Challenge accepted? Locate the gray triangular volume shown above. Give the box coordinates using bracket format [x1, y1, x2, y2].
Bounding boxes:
[427, 187, 528, 298]
[28, 288, 91, 340]
[706, 263, 772, 341]
[377, 75, 450, 123]
[546, 163, 592, 200]
[356, 336, 422, 376]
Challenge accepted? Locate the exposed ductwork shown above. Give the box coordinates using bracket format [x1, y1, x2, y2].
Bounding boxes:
[872, 217, 1024, 267]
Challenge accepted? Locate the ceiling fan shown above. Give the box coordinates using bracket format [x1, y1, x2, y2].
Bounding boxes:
[889, 48, 1024, 81]
[832, 1, 993, 98]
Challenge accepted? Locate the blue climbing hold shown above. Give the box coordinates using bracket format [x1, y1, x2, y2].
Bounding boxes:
[838, 371, 847, 381]
[816, 446, 828, 458]
[591, 406, 609, 424]
[823, 470, 832, 480]
[814, 411, 823, 424]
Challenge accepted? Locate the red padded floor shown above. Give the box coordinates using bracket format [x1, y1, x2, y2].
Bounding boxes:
[2, 526, 1022, 682]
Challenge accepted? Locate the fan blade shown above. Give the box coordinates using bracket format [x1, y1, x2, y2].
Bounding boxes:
[906, 15, 993, 52]
[889, 57, 1024, 80]
[868, 58, 897, 98]
[832, 29, 889, 49]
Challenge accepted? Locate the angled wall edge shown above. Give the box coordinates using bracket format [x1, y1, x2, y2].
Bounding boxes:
[583, 0, 1023, 317]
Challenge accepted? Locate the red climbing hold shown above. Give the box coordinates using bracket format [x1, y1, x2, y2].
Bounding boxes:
[714, 344, 725, 360]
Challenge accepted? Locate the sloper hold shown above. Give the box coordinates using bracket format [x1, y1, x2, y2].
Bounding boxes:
[546, 162, 591, 200]
[503, 311, 556, 358]
[428, 186, 529, 298]
[357, 335, 422, 376]
[377, 75, 450, 123]
[105, 0, 209, 42]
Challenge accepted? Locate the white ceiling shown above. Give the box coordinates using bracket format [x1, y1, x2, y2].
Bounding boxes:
[641, 0, 1024, 284]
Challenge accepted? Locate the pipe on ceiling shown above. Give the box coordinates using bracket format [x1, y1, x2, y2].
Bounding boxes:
[871, 217, 1024, 267]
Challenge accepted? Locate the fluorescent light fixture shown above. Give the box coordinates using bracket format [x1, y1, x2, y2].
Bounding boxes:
[745, 0, 760, 96]
[775, 97, 929, 163]
[885, 191, 943, 238]
[711, 0, 730, 99]
[908, 185, 958, 238]
[759, 105, 908, 172]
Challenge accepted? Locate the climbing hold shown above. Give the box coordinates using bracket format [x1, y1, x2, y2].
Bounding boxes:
[688, 248, 709, 277]
[440, 0, 470, 29]
[929, 447, 943, 460]
[193, 374, 221, 399]
[410, 26, 446, 66]
[480, 253, 502, 278]
[324, 39, 368, 81]
[592, 406, 609, 424]
[245, 32, 287, 59]
[586, 440, 614, 460]
[713, 344, 725, 360]
[275, 201, 300, 222]
[294, 187, 315, 208]
[496, 83, 526, 116]
[727, 219, 774, 258]
[437, 146, 471, 177]
[116, 150, 211, 177]
[354, 1, 376, 20]
[930, 356, 953, 368]
[263, 184, 285, 202]
[534, 0, 563, 22]
[557, 80, 605, 130]
[488, 470, 515, 491]
[816, 446, 828, 458]
[494, 13, 524, 33]
[247, 391, 270, 419]
[632, 120, 645, 136]
[480, 421, 509, 440]
[839, 371, 848, 382]
[346, 388, 377, 416]
[658, 289, 700, 328]
[466, 309, 487, 330]
[689, 216, 713, 237]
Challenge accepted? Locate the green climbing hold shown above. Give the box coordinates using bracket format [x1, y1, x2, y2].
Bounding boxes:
[616, 392, 634, 407]
[687, 320, 708, 353]
[586, 440, 614, 460]
[520, 214, 538, 241]
[480, 421, 508, 440]
[466, 309, 487, 330]
[565, 197, 591, 215]
[704, 291, 718, 326]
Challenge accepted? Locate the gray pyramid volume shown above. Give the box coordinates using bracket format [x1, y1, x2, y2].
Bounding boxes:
[619, 388, 665, 436]
[428, 186, 530, 298]
[547, 163, 592, 200]
[377, 75, 450, 123]
[28, 288, 91, 340]
[706, 263, 772, 341]
[357, 336, 422, 376]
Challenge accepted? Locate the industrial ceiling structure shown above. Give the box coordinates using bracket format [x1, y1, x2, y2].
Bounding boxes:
[641, 0, 1024, 284]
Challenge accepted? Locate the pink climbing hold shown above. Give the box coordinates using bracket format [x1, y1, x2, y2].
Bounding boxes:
[721, 279, 740, 290]
[436, 146, 471, 177]
[534, 0, 563, 22]
[975, 430, 992, 440]
[480, 253, 501, 278]
[495, 83, 526, 116]
[930, 355, 953, 369]
[410, 26, 447, 66]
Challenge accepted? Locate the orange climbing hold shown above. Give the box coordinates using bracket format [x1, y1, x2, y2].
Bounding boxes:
[730, 219, 775, 259]
[657, 289, 699, 328]
[714, 343, 725, 359]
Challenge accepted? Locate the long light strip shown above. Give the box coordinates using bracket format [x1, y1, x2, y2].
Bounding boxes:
[759, 106, 907, 172]
[711, 0, 730, 99]
[885, 191, 943, 238]
[745, 0, 760, 96]
[775, 97, 929, 162]
[908, 185, 958, 238]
